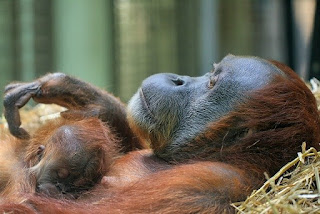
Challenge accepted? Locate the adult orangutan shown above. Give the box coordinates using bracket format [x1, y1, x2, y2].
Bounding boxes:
[1, 55, 319, 213]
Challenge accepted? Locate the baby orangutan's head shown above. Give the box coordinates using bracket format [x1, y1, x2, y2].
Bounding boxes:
[24, 117, 118, 198]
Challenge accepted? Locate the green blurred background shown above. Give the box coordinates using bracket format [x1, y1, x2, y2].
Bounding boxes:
[0, 0, 318, 113]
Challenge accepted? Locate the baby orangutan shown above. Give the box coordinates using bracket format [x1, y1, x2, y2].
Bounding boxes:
[0, 115, 119, 200]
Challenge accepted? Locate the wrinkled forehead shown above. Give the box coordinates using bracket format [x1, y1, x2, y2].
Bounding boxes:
[217, 54, 285, 89]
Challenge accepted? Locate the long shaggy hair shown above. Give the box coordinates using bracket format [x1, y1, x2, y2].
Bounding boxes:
[179, 60, 320, 182]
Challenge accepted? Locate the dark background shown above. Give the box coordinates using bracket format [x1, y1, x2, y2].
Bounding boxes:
[0, 0, 318, 113]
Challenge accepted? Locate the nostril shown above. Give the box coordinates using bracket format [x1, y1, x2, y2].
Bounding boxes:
[37, 183, 60, 196]
[55, 183, 67, 193]
[171, 78, 184, 86]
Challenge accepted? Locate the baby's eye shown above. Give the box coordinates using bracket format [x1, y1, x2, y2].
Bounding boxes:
[57, 168, 70, 179]
[37, 145, 45, 161]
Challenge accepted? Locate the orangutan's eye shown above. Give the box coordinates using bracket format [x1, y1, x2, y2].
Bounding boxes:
[37, 145, 45, 161]
[57, 168, 70, 179]
[208, 75, 218, 89]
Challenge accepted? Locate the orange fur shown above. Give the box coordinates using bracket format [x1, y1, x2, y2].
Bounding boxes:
[0, 117, 119, 201]
[1, 57, 319, 213]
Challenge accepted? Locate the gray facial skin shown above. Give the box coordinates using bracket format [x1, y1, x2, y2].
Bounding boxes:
[128, 55, 284, 158]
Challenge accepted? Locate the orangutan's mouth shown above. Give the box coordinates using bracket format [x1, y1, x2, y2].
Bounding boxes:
[139, 88, 156, 119]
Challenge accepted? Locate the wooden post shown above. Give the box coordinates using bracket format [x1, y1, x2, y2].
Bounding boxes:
[53, 0, 114, 90]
